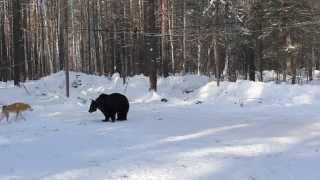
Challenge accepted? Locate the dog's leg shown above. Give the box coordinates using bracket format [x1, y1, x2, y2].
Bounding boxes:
[17, 112, 26, 121]
[2, 112, 9, 123]
[5, 112, 9, 123]
[21, 113, 26, 121]
[15, 112, 20, 121]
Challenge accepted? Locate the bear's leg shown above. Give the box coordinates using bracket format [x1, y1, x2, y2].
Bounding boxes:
[102, 116, 109, 122]
[110, 112, 116, 123]
[116, 112, 123, 120]
[124, 109, 128, 120]
[117, 111, 128, 121]
[102, 112, 110, 122]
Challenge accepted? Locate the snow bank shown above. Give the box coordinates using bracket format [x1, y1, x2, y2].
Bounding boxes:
[197, 80, 320, 107]
[1, 71, 319, 107]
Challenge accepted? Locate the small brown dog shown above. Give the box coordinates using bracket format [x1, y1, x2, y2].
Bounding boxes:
[0, 102, 33, 122]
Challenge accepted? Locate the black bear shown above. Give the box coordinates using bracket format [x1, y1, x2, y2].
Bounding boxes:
[89, 93, 129, 122]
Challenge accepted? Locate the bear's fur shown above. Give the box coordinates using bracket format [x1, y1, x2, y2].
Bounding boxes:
[89, 93, 129, 122]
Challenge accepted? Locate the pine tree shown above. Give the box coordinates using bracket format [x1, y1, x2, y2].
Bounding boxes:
[248, 0, 313, 83]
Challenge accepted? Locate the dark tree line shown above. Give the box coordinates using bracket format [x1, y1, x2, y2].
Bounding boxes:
[1, 0, 320, 90]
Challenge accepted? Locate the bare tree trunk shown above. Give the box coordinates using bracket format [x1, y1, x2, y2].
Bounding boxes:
[121, 1, 129, 83]
[12, 0, 24, 86]
[197, 27, 201, 75]
[1, 2, 8, 81]
[58, 0, 64, 71]
[87, 0, 93, 73]
[213, 3, 221, 86]
[70, 0, 76, 70]
[112, 25, 117, 74]
[291, 54, 297, 84]
[59, 0, 69, 97]
[93, 0, 102, 75]
[168, 0, 175, 74]
[39, 2, 47, 76]
[144, 0, 158, 91]
[64, 0, 69, 97]
[80, 4, 86, 73]
[310, 39, 315, 81]
[23, 2, 29, 81]
[214, 37, 220, 86]
[258, 24, 263, 82]
[182, 0, 187, 74]
[248, 47, 255, 81]
[160, 0, 169, 77]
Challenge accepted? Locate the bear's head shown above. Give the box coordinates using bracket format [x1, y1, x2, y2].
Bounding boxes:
[88, 100, 98, 113]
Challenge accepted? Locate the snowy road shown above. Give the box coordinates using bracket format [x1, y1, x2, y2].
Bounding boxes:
[1, 103, 320, 180]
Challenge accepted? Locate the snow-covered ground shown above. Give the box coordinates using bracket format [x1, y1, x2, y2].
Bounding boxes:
[0, 72, 320, 180]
